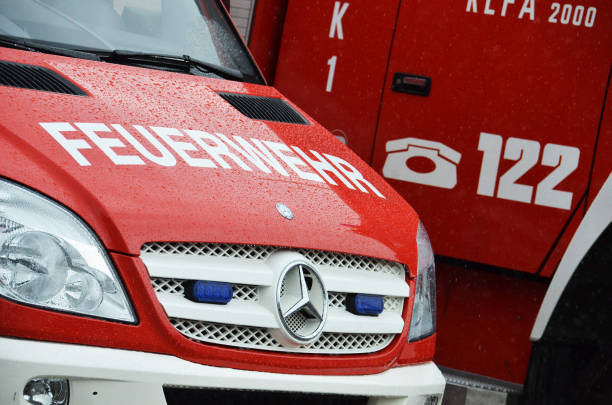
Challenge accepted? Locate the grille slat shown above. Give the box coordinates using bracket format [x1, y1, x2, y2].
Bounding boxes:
[0, 60, 86, 95]
[218, 92, 308, 124]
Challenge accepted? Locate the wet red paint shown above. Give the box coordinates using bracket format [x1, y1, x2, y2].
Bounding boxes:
[0, 47, 429, 374]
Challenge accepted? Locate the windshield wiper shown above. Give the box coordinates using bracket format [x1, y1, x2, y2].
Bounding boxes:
[0, 35, 100, 61]
[100, 50, 244, 82]
[0, 38, 245, 82]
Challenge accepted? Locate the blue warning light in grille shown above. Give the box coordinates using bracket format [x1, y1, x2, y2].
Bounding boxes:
[184, 280, 233, 304]
[347, 293, 384, 316]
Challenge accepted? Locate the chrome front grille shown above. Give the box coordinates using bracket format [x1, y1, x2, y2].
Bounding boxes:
[143, 243, 409, 355]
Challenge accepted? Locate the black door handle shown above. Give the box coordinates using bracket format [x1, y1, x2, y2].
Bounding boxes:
[392, 73, 431, 97]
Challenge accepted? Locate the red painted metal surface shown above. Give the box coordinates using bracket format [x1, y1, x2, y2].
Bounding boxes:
[371, 0, 611, 275]
[0, 47, 430, 373]
[435, 261, 548, 383]
[247, 0, 288, 83]
[269, 0, 612, 274]
[256, 0, 612, 383]
[587, 84, 612, 214]
[273, 0, 400, 162]
[0, 48, 419, 268]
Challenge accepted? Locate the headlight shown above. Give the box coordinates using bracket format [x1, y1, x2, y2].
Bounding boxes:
[408, 221, 436, 342]
[0, 179, 135, 322]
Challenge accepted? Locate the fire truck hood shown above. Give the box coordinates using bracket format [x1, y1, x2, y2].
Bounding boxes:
[0, 50, 419, 271]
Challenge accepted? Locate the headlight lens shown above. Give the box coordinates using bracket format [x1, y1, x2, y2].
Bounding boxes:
[0, 179, 135, 322]
[408, 221, 436, 342]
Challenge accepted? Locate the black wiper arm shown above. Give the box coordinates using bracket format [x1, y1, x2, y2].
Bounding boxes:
[103, 50, 244, 82]
[0, 35, 100, 61]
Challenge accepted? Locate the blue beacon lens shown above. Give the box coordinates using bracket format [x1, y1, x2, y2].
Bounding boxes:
[184, 280, 233, 304]
[347, 293, 384, 316]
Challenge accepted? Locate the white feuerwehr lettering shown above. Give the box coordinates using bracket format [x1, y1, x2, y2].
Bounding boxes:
[292, 146, 355, 189]
[263, 140, 325, 183]
[39, 122, 92, 166]
[151, 127, 216, 168]
[323, 154, 385, 198]
[75, 123, 144, 165]
[214, 133, 271, 174]
[185, 130, 251, 171]
[112, 124, 176, 166]
[237, 137, 290, 176]
[39, 122, 386, 198]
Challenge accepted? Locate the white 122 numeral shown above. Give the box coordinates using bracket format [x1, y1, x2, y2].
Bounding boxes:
[477, 133, 579, 210]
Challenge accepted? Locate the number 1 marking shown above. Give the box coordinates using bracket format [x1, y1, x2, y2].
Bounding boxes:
[326, 56, 337, 93]
[477, 133, 503, 196]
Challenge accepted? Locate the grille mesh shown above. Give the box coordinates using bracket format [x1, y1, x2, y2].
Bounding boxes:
[142, 242, 404, 277]
[218, 92, 308, 124]
[0, 60, 86, 95]
[285, 311, 308, 333]
[383, 296, 404, 313]
[328, 291, 345, 309]
[142, 242, 275, 260]
[170, 318, 394, 354]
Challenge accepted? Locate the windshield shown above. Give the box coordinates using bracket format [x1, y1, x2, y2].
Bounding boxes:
[0, 0, 263, 83]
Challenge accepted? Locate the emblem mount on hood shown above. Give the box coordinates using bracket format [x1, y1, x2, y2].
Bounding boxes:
[276, 203, 294, 220]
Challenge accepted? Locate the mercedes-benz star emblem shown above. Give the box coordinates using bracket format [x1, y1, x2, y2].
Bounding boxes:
[276, 203, 294, 220]
[275, 262, 327, 346]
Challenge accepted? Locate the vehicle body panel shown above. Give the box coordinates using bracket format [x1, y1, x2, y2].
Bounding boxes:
[245, 0, 612, 385]
[273, 0, 399, 161]
[0, 47, 438, 374]
[370, 0, 610, 274]
[0, 48, 420, 270]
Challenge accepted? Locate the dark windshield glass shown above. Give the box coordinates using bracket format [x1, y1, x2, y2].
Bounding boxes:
[0, 0, 262, 82]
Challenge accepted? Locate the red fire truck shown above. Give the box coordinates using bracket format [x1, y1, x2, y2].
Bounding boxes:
[240, 0, 612, 402]
[0, 1, 446, 405]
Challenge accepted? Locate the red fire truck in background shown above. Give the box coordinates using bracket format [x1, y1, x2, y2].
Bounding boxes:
[234, 0, 612, 402]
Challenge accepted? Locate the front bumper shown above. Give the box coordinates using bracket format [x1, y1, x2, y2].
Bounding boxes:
[0, 336, 445, 405]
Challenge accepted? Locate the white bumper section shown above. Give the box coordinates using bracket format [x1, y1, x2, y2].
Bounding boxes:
[0, 337, 445, 405]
